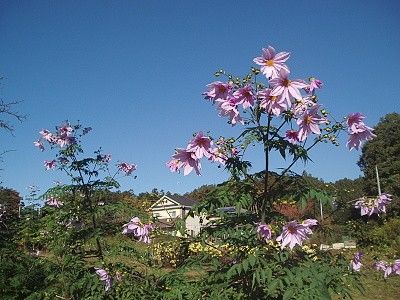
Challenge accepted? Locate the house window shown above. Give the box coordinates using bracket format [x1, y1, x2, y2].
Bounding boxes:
[170, 211, 176, 218]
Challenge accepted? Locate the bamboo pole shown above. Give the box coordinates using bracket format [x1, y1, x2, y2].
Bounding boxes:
[375, 165, 381, 195]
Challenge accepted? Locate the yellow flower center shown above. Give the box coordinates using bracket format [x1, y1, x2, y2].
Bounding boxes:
[270, 96, 277, 102]
[305, 116, 313, 125]
[266, 60, 274, 67]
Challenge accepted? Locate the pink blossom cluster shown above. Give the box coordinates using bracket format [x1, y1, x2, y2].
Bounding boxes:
[202, 46, 377, 149]
[354, 193, 392, 216]
[257, 219, 318, 250]
[122, 216, 153, 244]
[375, 260, 400, 278]
[167, 132, 238, 176]
[95, 268, 112, 291]
[350, 251, 363, 272]
[45, 197, 63, 208]
[203, 46, 329, 143]
[346, 112, 376, 150]
[34, 121, 77, 152]
[117, 162, 137, 175]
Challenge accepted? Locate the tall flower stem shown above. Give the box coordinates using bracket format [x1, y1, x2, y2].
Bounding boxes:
[261, 114, 272, 223]
[73, 153, 103, 260]
[86, 189, 104, 260]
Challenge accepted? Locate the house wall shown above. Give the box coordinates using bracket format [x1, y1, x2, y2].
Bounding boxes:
[185, 213, 210, 236]
[151, 207, 183, 219]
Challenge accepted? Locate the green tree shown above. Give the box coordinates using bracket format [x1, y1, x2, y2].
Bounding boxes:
[0, 187, 21, 227]
[358, 113, 400, 197]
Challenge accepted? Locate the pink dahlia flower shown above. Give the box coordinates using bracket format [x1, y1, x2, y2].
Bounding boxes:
[136, 223, 153, 244]
[270, 69, 308, 106]
[253, 46, 290, 78]
[44, 160, 56, 170]
[39, 129, 55, 143]
[257, 223, 272, 241]
[57, 122, 73, 137]
[117, 162, 137, 175]
[346, 113, 376, 151]
[55, 122, 76, 147]
[305, 77, 323, 95]
[215, 97, 243, 125]
[302, 219, 318, 230]
[258, 88, 287, 116]
[346, 112, 365, 131]
[354, 198, 371, 216]
[347, 123, 376, 151]
[172, 149, 201, 175]
[297, 106, 326, 141]
[233, 85, 255, 109]
[122, 216, 153, 244]
[56, 135, 76, 148]
[392, 260, 400, 275]
[122, 217, 141, 234]
[46, 197, 63, 208]
[34, 140, 44, 151]
[285, 130, 300, 144]
[187, 132, 213, 159]
[376, 193, 392, 214]
[375, 261, 392, 278]
[351, 252, 363, 272]
[95, 268, 112, 291]
[166, 159, 182, 172]
[203, 81, 232, 101]
[354, 194, 392, 217]
[276, 220, 316, 250]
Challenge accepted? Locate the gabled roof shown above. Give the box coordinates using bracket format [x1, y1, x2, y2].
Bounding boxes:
[168, 195, 198, 207]
[149, 195, 198, 209]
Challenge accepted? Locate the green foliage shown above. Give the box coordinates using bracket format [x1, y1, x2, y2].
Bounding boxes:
[0, 187, 21, 226]
[0, 248, 46, 299]
[346, 217, 400, 256]
[161, 237, 361, 299]
[331, 177, 365, 223]
[358, 113, 400, 200]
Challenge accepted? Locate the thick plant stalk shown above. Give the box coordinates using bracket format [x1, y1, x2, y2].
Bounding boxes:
[86, 189, 103, 260]
[260, 115, 272, 223]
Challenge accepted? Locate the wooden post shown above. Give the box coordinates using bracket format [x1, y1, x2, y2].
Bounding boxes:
[375, 165, 381, 195]
[320, 198, 324, 220]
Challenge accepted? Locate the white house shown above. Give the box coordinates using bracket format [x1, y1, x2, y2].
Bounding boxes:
[149, 195, 200, 236]
[149, 195, 197, 221]
[149, 195, 245, 237]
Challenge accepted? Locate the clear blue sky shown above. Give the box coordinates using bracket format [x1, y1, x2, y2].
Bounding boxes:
[1, 0, 399, 198]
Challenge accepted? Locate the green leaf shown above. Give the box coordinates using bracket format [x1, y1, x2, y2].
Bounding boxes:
[242, 259, 249, 272]
[283, 289, 294, 300]
[248, 255, 256, 267]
